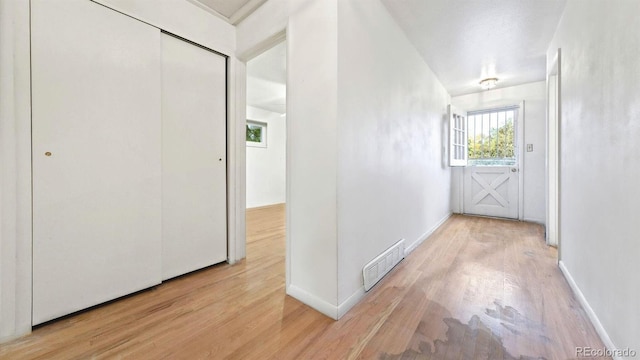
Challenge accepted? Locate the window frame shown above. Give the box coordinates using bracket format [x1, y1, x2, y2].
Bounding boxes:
[466, 105, 519, 167]
[449, 105, 468, 167]
[246, 119, 267, 148]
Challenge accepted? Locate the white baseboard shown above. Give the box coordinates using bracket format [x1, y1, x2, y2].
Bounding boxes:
[338, 213, 451, 320]
[405, 212, 452, 256]
[288, 213, 452, 322]
[286, 284, 338, 320]
[0, 328, 30, 345]
[523, 217, 545, 225]
[337, 287, 365, 319]
[559, 261, 620, 360]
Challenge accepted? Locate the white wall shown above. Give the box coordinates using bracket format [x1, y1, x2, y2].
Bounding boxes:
[336, 0, 451, 309]
[238, 0, 340, 317]
[452, 81, 547, 223]
[246, 106, 286, 208]
[547, 0, 640, 352]
[238, 0, 452, 318]
[0, 0, 237, 342]
[0, 0, 32, 343]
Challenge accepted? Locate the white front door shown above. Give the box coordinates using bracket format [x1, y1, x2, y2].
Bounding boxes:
[459, 106, 521, 219]
[463, 166, 519, 219]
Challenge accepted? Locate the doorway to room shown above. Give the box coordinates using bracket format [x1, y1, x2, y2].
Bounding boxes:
[245, 40, 287, 263]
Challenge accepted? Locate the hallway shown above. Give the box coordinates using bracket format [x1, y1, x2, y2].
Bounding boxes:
[0, 206, 605, 359]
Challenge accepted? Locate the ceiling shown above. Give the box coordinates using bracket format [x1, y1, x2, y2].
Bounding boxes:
[247, 41, 286, 114]
[197, 0, 567, 98]
[189, 0, 266, 24]
[381, 0, 567, 96]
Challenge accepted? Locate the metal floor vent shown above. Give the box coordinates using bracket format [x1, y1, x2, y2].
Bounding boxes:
[363, 239, 405, 291]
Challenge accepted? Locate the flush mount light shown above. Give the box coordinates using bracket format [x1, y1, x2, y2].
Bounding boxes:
[479, 77, 498, 90]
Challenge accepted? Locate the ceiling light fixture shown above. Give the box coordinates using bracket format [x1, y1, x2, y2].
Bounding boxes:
[479, 77, 498, 90]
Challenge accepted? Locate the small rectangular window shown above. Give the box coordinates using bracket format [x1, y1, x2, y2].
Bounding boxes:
[246, 120, 267, 148]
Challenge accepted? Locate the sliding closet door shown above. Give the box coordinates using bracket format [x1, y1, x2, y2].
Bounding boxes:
[161, 34, 227, 280]
[32, 0, 162, 325]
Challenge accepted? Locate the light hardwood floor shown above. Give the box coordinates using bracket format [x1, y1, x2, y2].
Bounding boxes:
[0, 204, 607, 359]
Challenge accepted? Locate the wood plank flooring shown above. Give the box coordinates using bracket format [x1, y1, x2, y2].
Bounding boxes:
[0, 205, 607, 359]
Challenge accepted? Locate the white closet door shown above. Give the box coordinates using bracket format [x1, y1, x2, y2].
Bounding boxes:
[32, 0, 162, 325]
[161, 34, 227, 280]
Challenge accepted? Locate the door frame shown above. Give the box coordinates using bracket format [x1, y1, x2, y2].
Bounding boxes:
[455, 102, 525, 220]
[517, 101, 525, 220]
[238, 31, 290, 287]
[546, 49, 561, 254]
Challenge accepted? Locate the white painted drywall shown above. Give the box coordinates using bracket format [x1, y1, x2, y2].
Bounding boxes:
[547, 0, 640, 351]
[238, 0, 453, 318]
[0, 0, 236, 342]
[336, 0, 451, 307]
[239, 0, 340, 317]
[452, 81, 547, 224]
[246, 107, 286, 208]
[284, 0, 339, 315]
[0, 0, 32, 342]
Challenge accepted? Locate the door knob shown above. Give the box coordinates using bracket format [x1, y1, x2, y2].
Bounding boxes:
[45, 152, 52, 157]
[511, 168, 517, 172]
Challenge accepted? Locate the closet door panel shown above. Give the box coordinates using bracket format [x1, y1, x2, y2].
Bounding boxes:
[161, 33, 227, 280]
[32, 0, 162, 325]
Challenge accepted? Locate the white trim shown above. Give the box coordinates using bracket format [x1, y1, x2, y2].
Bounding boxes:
[0, 0, 32, 342]
[229, 0, 268, 25]
[523, 217, 545, 225]
[184, 0, 229, 23]
[405, 212, 452, 256]
[517, 101, 525, 220]
[458, 169, 464, 214]
[546, 48, 561, 252]
[448, 105, 468, 167]
[228, 58, 247, 263]
[238, 30, 286, 62]
[337, 287, 366, 319]
[283, 29, 291, 306]
[559, 261, 620, 359]
[286, 284, 338, 320]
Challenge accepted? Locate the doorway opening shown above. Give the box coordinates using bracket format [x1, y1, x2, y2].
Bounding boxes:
[245, 40, 287, 266]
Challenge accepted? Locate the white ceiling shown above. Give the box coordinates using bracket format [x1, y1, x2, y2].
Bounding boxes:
[189, 0, 266, 24]
[247, 41, 286, 114]
[381, 0, 567, 96]
[197, 0, 566, 99]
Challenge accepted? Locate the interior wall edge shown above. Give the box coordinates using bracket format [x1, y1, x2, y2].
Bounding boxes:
[286, 284, 339, 320]
[0, 0, 32, 343]
[337, 287, 365, 319]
